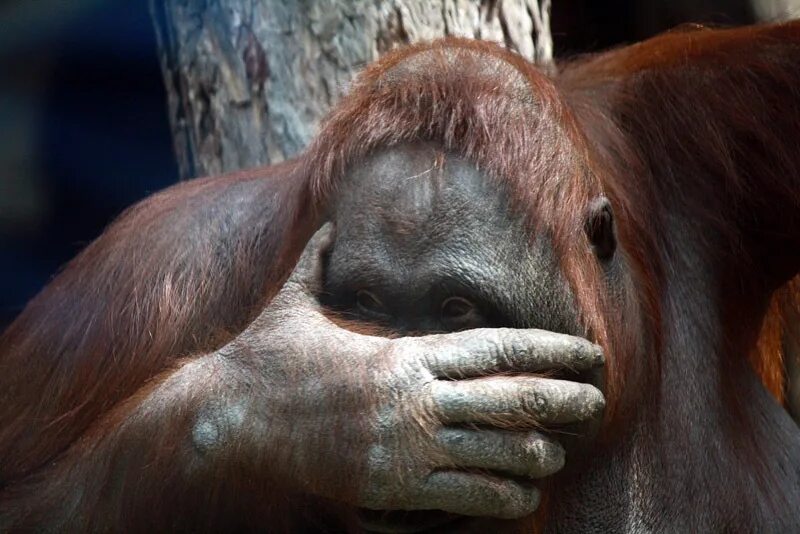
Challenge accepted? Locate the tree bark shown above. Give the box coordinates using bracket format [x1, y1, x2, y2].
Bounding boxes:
[151, 0, 552, 180]
[751, 0, 800, 20]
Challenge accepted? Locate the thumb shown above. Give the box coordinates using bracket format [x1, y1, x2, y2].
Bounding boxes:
[285, 222, 335, 296]
[248, 223, 334, 332]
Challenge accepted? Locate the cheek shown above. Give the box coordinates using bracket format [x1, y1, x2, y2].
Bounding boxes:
[506, 268, 583, 335]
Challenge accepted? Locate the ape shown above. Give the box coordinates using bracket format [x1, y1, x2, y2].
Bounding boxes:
[310, 23, 800, 530]
[0, 19, 799, 533]
[0, 50, 605, 534]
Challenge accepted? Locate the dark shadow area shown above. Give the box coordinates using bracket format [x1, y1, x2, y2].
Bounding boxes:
[552, 0, 754, 56]
[0, 1, 178, 327]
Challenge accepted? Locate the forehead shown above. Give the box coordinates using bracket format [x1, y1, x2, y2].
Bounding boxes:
[327, 144, 562, 306]
[332, 143, 520, 254]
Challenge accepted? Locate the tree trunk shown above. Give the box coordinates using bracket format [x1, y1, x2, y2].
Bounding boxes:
[150, 0, 552, 180]
[751, 0, 800, 20]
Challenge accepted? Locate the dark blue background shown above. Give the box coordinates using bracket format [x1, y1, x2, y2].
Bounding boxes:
[0, 1, 177, 327]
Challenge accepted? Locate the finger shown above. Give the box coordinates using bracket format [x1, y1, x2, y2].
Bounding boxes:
[437, 427, 565, 478]
[420, 471, 540, 519]
[418, 328, 603, 379]
[285, 223, 335, 291]
[262, 224, 335, 316]
[288, 223, 334, 283]
[431, 376, 605, 426]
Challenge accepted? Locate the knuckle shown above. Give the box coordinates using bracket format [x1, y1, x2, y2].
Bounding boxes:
[479, 338, 506, 371]
[492, 335, 522, 369]
[523, 386, 549, 415]
[392, 340, 430, 379]
[438, 427, 466, 446]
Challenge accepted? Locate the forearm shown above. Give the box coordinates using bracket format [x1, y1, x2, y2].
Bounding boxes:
[0, 161, 318, 484]
[0, 352, 268, 531]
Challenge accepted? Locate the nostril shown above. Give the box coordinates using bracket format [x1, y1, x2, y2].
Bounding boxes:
[440, 296, 477, 320]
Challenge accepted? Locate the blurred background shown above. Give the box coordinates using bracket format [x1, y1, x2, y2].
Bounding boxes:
[0, 0, 794, 328]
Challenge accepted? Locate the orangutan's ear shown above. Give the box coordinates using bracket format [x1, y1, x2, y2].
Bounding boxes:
[585, 196, 616, 261]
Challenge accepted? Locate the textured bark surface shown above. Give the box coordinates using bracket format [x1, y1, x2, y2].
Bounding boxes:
[151, 0, 551, 179]
[752, 0, 800, 20]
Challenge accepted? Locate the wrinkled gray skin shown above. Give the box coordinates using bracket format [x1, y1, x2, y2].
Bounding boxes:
[247, 223, 604, 523]
[323, 143, 581, 336]
[313, 143, 606, 530]
[175, 143, 605, 532]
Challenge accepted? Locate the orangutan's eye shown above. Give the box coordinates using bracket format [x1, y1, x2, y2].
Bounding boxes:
[440, 296, 476, 321]
[356, 289, 386, 315]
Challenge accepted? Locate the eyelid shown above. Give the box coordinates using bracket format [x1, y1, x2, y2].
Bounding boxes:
[355, 289, 389, 315]
[440, 296, 477, 318]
